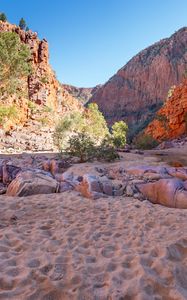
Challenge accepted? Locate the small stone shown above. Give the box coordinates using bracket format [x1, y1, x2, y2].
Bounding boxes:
[125, 185, 135, 197]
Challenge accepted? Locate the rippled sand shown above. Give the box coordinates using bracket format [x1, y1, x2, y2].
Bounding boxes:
[0, 191, 187, 300]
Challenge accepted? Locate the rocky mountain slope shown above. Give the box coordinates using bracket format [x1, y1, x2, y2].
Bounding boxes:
[89, 27, 187, 137]
[0, 21, 82, 152]
[62, 84, 101, 104]
[144, 78, 187, 141]
[0, 21, 81, 112]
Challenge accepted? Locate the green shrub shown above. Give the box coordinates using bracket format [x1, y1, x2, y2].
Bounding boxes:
[40, 76, 49, 84]
[0, 105, 18, 125]
[65, 132, 119, 163]
[38, 117, 49, 126]
[96, 136, 119, 162]
[28, 101, 37, 113]
[66, 132, 96, 163]
[134, 134, 159, 150]
[0, 31, 32, 96]
[111, 121, 128, 148]
[42, 105, 53, 113]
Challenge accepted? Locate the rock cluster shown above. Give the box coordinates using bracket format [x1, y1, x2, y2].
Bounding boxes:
[0, 123, 55, 153]
[145, 79, 187, 140]
[88, 27, 187, 133]
[1, 157, 187, 208]
[156, 136, 187, 149]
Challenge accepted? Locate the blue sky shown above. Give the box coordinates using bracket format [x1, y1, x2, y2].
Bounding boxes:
[1, 0, 187, 87]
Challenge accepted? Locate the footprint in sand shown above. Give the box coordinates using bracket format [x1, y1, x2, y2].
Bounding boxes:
[27, 259, 41, 268]
[101, 245, 117, 258]
[6, 267, 20, 277]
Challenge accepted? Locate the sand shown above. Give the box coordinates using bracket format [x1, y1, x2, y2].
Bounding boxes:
[0, 147, 187, 299]
[0, 191, 187, 300]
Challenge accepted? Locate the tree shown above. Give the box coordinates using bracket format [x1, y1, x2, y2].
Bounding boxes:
[53, 104, 120, 162]
[19, 18, 26, 30]
[85, 103, 109, 142]
[0, 13, 7, 22]
[67, 132, 96, 163]
[111, 121, 128, 148]
[0, 31, 32, 95]
[133, 134, 159, 150]
[54, 103, 110, 151]
[25, 26, 29, 32]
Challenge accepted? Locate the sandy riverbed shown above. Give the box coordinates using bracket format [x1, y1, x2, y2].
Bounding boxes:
[0, 147, 187, 299]
[0, 191, 187, 299]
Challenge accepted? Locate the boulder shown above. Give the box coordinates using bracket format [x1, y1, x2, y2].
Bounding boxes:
[175, 190, 187, 209]
[59, 182, 74, 193]
[137, 179, 187, 208]
[75, 174, 105, 199]
[0, 183, 6, 195]
[126, 166, 168, 177]
[0, 163, 21, 184]
[75, 174, 125, 199]
[156, 141, 174, 149]
[125, 184, 136, 197]
[42, 159, 69, 176]
[6, 170, 59, 197]
[168, 168, 187, 181]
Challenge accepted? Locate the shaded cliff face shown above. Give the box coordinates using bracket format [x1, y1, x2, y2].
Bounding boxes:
[89, 27, 187, 136]
[144, 79, 187, 141]
[62, 84, 102, 104]
[0, 21, 81, 113]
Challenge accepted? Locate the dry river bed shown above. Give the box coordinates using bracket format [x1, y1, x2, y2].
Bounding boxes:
[0, 148, 187, 299]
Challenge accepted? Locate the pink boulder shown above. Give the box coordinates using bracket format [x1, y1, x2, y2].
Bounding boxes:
[168, 168, 187, 181]
[138, 179, 187, 208]
[6, 170, 59, 197]
[0, 163, 21, 184]
[126, 166, 167, 177]
[75, 174, 104, 199]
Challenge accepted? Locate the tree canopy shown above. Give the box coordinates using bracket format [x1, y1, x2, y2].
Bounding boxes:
[54, 103, 110, 151]
[19, 18, 26, 30]
[111, 120, 128, 148]
[0, 31, 32, 95]
[54, 103, 128, 162]
[0, 13, 7, 22]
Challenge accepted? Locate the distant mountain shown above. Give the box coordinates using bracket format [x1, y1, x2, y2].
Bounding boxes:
[62, 84, 102, 104]
[88, 27, 187, 139]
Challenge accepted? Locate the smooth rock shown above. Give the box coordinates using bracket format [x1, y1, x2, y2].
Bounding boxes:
[137, 179, 187, 208]
[6, 170, 59, 197]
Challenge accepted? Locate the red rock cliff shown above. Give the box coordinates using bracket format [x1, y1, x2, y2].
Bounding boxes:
[144, 79, 187, 141]
[0, 21, 81, 113]
[88, 27, 187, 136]
[0, 21, 82, 152]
